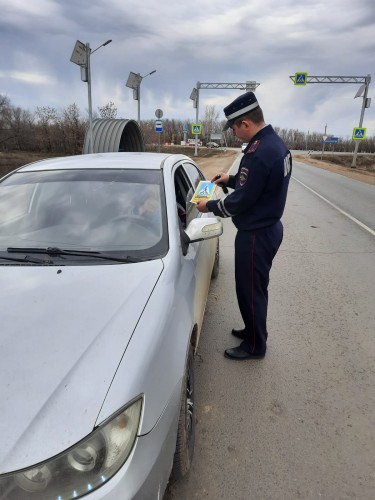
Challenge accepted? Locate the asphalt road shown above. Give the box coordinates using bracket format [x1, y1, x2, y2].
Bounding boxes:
[165, 156, 375, 499]
[292, 159, 375, 234]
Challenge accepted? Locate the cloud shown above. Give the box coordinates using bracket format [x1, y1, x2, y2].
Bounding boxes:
[0, 70, 53, 85]
[0, 0, 374, 137]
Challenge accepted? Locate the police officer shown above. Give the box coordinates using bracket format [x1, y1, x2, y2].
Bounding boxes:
[196, 91, 292, 360]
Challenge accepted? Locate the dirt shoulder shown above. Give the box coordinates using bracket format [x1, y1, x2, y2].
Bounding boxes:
[192, 150, 238, 180]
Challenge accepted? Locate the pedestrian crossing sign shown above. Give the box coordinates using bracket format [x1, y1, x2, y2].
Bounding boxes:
[294, 72, 308, 86]
[192, 124, 202, 135]
[352, 127, 366, 140]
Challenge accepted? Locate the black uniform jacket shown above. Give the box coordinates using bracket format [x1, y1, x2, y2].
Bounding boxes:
[207, 125, 292, 231]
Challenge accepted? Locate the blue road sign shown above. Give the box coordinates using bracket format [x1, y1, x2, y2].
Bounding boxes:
[352, 127, 366, 140]
[294, 72, 308, 86]
[322, 137, 339, 144]
[155, 120, 163, 133]
[192, 123, 202, 134]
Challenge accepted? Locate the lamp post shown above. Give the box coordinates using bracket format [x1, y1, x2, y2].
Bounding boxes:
[126, 70, 156, 124]
[70, 39, 112, 154]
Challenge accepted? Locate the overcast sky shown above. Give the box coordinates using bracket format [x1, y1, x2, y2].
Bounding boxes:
[1, 0, 374, 139]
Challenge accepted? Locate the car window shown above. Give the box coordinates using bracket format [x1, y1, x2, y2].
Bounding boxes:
[174, 164, 203, 228]
[174, 166, 190, 228]
[0, 169, 168, 261]
[182, 162, 205, 225]
[183, 162, 205, 190]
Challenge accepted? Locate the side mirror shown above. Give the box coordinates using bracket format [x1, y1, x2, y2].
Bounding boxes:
[180, 217, 222, 256]
[184, 217, 223, 243]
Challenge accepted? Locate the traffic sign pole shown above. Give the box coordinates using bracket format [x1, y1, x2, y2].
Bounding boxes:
[352, 75, 371, 167]
[154, 117, 163, 153]
[194, 83, 200, 157]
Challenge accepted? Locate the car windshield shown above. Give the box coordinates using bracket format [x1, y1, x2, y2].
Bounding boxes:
[0, 168, 168, 263]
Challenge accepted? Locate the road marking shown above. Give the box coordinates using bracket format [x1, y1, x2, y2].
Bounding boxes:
[292, 176, 375, 236]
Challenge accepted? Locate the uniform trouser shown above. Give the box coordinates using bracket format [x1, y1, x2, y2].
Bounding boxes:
[234, 221, 283, 355]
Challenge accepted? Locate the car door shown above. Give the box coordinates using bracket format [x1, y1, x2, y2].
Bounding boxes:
[173, 162, 216, 340]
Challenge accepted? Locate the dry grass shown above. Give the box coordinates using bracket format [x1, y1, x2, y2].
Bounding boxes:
[0, 147, 236, 179]
[0, 151, 61, 178]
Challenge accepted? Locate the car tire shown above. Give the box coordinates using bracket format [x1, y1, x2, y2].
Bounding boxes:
[171, 344, 195, 480]
[211, 239, 220, 279]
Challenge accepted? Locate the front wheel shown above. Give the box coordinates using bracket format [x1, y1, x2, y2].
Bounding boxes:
[171, 345, 195, 480]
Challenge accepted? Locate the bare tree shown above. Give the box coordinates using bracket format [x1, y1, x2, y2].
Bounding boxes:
[0, 96, 35, 150]
[58, 103, 85, 154]
[98, 101, 118, 119]
[0, 94, 13, 147]
[202, 105, 221, 144]
[35, 106, 58, 152]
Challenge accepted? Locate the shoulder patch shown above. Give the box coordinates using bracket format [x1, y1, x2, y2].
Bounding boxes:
[247, 140, 260, 153]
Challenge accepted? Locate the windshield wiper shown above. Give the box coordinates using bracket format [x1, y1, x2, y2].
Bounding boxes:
[7, 247, 138, 263]
[0, 254, 51, 264]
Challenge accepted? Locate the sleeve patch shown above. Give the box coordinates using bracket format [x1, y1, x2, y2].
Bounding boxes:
[239, 167, 249, 186]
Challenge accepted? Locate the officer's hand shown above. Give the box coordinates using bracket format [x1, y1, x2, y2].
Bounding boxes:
[211, 173, 229, 185]
[196, 200, 209, 213]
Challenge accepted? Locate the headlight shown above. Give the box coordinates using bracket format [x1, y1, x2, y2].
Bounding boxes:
[0, 397, 143, 499]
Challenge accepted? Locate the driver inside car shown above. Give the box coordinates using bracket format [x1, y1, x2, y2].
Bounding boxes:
[137, 185, 161, 228]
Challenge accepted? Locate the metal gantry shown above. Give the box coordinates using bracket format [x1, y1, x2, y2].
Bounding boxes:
[198, 82, 260, 90]
[289, 75, 369, 84]
[289, 74, 372, 167]
[190, 81, 260, 156]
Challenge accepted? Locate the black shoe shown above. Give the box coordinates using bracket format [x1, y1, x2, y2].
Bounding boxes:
[231, 328, 246, 339]
[224, 346, 265, 360]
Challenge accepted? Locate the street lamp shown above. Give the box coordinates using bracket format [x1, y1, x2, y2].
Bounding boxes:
[70, 39, 112, 153]
[126, 70, 156, 123]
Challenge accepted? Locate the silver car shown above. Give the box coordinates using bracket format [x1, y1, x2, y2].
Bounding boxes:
[0, 152, 222, 499]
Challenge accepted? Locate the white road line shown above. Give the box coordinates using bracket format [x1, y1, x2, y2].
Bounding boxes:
[292, 176, 375, 236]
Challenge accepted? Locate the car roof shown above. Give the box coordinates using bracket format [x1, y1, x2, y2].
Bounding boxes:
[15, 152, 193, 173]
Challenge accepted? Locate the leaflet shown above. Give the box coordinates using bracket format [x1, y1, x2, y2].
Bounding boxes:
[190, 181, 216, 204]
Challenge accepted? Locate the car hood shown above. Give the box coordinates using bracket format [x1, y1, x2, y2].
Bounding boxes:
[0, 260, 163, 473]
